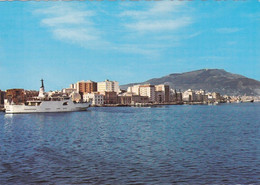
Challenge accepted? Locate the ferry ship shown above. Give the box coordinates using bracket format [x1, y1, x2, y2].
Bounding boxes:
[4, 80, 91, 114]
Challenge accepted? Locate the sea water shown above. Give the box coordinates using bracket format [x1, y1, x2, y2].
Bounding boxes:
[0, 103, 259, 184]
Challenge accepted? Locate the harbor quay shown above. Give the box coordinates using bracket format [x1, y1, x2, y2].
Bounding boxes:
[0, 79, 258, 111]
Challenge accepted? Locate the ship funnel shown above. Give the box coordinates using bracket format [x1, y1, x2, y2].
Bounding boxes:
[38, 79, 45, 98]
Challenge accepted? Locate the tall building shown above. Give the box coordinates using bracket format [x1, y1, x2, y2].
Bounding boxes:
[212, 92, 221, 102]
[182, 89, 195, 102]
[127, 85, 141, 95]
[139, 84, 155, 102]
[74, 80, 97, 95]
[170, 89, 183, 102]
[155, 84, 170, 103]
[97, 79, 119, 93]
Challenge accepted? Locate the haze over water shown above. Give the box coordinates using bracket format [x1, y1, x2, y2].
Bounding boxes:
[0, 103, 259, 184]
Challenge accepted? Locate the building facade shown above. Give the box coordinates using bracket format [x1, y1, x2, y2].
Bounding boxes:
[83, 92, 104, 105]
[98, 80, 119, 93]
[139, 84, 155, 102]
[182, 89, 195, 102]
[118, 92, 149, 105]
[155, 84, 170, 103]
[24, 90, 39, 101]
[6, 89, 25, 104]
[73, 80, 97, 95]
[212, 92, 221, 102]
[103, 91, 118, 104]
[127, 85, 141, 95]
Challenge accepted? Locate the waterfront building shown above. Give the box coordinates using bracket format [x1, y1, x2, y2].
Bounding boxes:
[97, 79, 119, 93]
[127, 85, 141, 95]
[170, 89, 183, 103]
[6, 89, 25, 104]
[75, 80, 98, 95]
[155, 91, 165, 103]
[139, 84, 156, 102]
[118, 92, 149, 105]
[155, 84, 170, 103]
[202, 94, 208, 102]
[132, 95, 149, 104]
[118, 93, 132, 105]
[176, 91, 183, 102]
[207, 93, 213, 102]
[170, 89, 177, 102]
[83, 92, 104, 105]
[102, 91, 118, 104]
[212, 92, 221, 102]
[182, 89, 195, 102]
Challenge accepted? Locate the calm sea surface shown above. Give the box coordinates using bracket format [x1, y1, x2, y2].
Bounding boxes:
[0, 103, 259, 184]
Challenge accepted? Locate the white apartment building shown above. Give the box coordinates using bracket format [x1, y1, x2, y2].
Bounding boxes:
[97, 79, 119, 93]
[139, 84, 155, 102]
[182, 89, 196, 102]
[83, 93, 104, 105]
[127, 85, 141, 95]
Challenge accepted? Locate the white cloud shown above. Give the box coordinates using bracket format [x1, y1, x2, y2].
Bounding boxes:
[34, 2, 193, 57]
[216, 28, 241, 34]
[121, 1, 192, 33]
[120, 1, 184, 19]
[35, 4, 105, 49]
[38, 6, 94, 26]
[186, 31, 203, 39]
[53, 28, 98, 42]
[126, 18, 192, 32]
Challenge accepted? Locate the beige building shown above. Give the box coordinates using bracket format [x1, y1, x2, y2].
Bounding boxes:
[139, 84, 155, 102]
[212, 92, 221, 102]
[155, 84, 170, 103]
[127, 85, 141, 95]
[97, 79, 119, 93]
[118, 92, 149, 105]
[83, 92, 104, 105]
[182, 89, 195, 102]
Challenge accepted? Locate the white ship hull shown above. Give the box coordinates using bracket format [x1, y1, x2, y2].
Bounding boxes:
[5, 99, 90, 114]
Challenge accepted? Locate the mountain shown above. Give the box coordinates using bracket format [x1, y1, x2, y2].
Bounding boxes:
[121, 69, 260, 96]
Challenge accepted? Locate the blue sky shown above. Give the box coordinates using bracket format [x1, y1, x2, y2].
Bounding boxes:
[0, 1, 259, 91]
